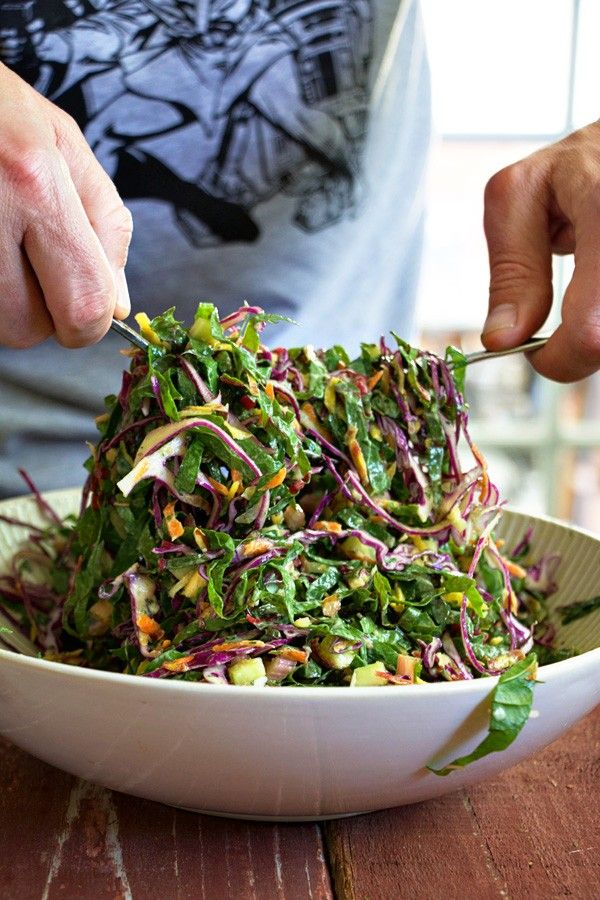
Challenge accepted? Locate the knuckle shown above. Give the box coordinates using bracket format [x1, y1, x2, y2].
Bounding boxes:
[4, 149, 55, 205]
[53, 106, 80, 137]
[484, 164, 525, 205]
[110, 204, 134, 266]
[484, 161, 543, 222]
[52, 107, 89, 160]
[59, 284, 114, 347]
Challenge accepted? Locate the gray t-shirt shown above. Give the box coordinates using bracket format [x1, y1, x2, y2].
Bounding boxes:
[0, 0, 430, 495]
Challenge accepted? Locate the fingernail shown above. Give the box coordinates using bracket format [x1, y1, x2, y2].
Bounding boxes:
[482, 302, 518, 335]
[114, 268, 131, 318]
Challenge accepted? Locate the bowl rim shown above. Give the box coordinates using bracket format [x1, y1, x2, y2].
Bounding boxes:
[1, 644, 598, 701]
[1, 490, 599, 701]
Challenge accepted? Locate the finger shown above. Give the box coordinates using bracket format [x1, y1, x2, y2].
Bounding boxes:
[481, 162, 554, 350]
[51, 108, 132, 318]
[0, 240, 54, 348]
[19, 148, 118, 348]
[528, 221, 600, 381]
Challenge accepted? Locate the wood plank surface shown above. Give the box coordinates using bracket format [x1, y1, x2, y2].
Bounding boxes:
[0, 739, 333, 900]
[0, 708, 598, 900]
[325, 708, 600, 900]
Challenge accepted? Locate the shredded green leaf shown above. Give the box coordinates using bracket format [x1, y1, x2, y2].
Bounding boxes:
[559, 595, 600, 625]
[0, 304, 572, 728]
[428, 653, 539, 775]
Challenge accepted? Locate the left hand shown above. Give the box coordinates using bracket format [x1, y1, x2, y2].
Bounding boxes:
[481, 121, 600, 382]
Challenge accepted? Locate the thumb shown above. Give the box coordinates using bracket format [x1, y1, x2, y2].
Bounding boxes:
[481, 162, 553, 349]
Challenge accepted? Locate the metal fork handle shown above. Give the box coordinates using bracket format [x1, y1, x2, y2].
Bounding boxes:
[110, 318, 149, 351]
[452, 336, 550, 369]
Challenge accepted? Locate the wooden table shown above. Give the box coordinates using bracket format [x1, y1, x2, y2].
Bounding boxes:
[1, 709, 598, 900]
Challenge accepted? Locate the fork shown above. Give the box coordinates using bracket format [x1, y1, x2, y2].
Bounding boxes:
[111, 318, 551, 364]
[449, 336, 549, 369]
[110, 318, 149, 351]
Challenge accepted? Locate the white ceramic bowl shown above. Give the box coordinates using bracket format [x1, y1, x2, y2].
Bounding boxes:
[0, 489, 599, 821]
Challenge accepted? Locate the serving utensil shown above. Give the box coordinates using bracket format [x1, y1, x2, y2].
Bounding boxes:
[451, 336, 549, 369]
[110, 318, 149, 351]
[111, 318, 549, 367]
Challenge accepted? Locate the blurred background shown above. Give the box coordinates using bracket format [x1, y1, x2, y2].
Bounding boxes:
[417, 0, 600, 531]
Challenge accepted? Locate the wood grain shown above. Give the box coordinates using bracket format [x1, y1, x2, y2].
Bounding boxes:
[324, 708, 600, 900]
[0, 740, 332, 900]
[1, 709, 598, 900]
[114, 795, 333, 900]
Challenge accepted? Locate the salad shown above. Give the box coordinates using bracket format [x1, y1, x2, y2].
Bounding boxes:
[0, 304, 583, 773]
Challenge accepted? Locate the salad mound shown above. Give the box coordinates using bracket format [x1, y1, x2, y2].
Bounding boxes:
[1, 304, 563, 696]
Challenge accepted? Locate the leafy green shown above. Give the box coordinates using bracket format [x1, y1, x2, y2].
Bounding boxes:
[559, 595, 600, 625]
[428, 654, 538, 776]
[0, 297, 569, 768]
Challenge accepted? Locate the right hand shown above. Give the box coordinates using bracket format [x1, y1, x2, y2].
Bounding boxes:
[0, 64, 132, 349]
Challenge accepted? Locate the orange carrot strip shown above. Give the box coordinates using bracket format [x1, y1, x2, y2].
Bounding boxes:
[278, 647, 308, 663]
[167, 518, 184, 539]
[163, 656, 194, 673]
[136, 615, 164, 640]
[367, 370, 384, 391]
[313, 521, 342, 534]
[264, 467, 287, 490]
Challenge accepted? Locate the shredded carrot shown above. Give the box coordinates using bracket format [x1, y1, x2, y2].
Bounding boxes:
[313, 521, 342, 534]
[163, 656, 194, 673]
[163, 501, 176, 518]
[264, 466, 287, 490]
[167, 518, 184, 540]
[208, 477, 230, 496]
[502, 557, 528, 579]
[213, 639, 266, 652]
[277, 647, 307, 663]
[367, 369, 384, 391]
[470, 441, 489, 502]
[301, 401, 319, 425]
[300, 401, 336, 443]
[136, 615, 164, 640]
[348, 435, 369, 486]
[265, 382, 275, 401]
[240, 538, 274, 557]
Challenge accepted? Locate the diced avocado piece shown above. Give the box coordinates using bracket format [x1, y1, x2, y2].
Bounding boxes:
[350, 661, 388, 687]
[228, 657, 266, 686]
[317, 634, 356, 670]
[339, 536, 377, 563]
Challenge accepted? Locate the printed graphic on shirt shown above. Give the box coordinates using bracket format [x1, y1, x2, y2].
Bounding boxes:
[0, 1, 374, 246]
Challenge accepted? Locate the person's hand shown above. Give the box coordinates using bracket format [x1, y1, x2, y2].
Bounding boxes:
[0, 64, 132, 349]
[481, 120, 600, 382]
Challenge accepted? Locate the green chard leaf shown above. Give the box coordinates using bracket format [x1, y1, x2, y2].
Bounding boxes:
[428, 653, 538, 776]
[559, 595, 600, 625]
